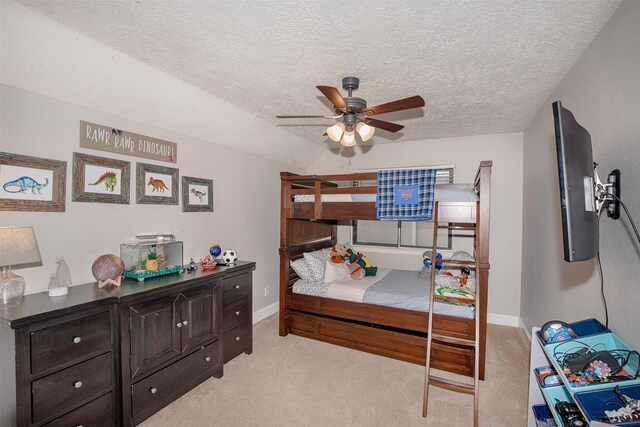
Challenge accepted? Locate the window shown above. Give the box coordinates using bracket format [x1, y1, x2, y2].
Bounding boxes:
[352, 166, 455, 249]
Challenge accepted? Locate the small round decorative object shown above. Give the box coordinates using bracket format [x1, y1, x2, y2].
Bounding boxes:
[210, 244, 222, 258]
[222, 249, 237, 265]
[92, 254, 124, 282]
[92, 254, 125, 288]
[541, 320, 577, 344]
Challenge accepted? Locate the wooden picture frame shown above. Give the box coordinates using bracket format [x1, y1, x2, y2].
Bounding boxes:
[181, 176, 213, 212]
[0, 152, 67, 212]
[72, 152, 130, 204]
[136, 162, 179, 205]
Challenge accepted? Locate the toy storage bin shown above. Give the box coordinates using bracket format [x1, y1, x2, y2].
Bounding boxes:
[536, 318, 610, 346]
[535, 365, 563, 388]
[544, 332, 640, 395]
[573, 384, 640, 426]
[532, 404, 557, 427]
[540, 384, 576, 426]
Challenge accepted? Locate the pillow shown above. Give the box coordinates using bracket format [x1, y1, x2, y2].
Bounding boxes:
[324, 261, 350, 283]
[303, 250, 329, 281]
[290, 258, 312, 280]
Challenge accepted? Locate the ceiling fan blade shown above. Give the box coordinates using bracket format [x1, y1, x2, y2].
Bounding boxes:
[316, 86, 351, 112]
[362, 117, 405, 133]
[276, 115, 333, 118]
[363, 95, 425, 116]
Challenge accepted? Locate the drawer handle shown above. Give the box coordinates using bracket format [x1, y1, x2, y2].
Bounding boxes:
[150, 387, 157, 394]
[235, 336, 241, 341]
[73, 336, 81, 344]
[74, 381, 83, 389]
[176, 322, 182, 328]
[182, 320, 189, 326]
[235, 311, 241, 316]
[234, 284, 240, 290]
[205, 356, 211, 362]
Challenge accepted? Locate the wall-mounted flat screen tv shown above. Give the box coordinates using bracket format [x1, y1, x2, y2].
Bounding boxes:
[553, 101, 599, 262]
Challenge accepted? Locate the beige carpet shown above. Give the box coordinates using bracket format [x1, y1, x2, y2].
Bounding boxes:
[141, 314, 530, 427]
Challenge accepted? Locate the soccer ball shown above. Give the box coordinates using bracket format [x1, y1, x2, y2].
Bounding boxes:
[222, 250, 237, 265]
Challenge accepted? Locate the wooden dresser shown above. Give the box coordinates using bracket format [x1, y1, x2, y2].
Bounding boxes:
[221, 267, 253, 363]
[0, 261, 255, 427]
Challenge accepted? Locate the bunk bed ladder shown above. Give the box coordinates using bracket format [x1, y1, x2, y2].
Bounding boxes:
[422, 201, 481, 426]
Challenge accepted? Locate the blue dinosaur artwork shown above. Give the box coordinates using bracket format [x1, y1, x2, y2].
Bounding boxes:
[2, 176, 50, 194]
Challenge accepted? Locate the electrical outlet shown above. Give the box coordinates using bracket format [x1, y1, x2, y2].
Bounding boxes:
[264, 286, 269, 297]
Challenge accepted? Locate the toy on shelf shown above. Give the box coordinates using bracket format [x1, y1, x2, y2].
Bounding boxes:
[199, 255, 217, 271]
[210, 244, 222, 259]
[222, 249, 237, 265]
[186, 258, 198, 273]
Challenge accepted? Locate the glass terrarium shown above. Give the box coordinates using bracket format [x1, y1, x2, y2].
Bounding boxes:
[120, 236, 183, 282]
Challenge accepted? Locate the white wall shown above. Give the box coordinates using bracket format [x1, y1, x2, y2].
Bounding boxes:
[0, 2, 315, 317]
[0, 85, 301, 315]
[307, 133, 524, 326]
[521, 0, 640, 347]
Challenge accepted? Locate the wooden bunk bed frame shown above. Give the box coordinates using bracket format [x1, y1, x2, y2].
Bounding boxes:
[279, 161, 491, 379]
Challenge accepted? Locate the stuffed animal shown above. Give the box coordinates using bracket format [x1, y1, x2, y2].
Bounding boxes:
[348, 251, 377, 276]
[347, 262, 365, 280]
[329, 251, 345, 264]
[333, 243, 351, 262]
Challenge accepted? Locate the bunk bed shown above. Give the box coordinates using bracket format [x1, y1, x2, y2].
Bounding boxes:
[279, 161, 492, 378]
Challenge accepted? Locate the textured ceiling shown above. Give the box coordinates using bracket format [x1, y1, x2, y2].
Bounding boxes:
[17, 0, 621, 151]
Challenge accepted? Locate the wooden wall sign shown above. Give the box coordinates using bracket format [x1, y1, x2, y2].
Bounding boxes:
[79, 121, 177, 163]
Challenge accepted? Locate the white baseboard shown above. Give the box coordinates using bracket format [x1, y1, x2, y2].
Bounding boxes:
[253, 302, 279, 324]
[487, 313, 520, 327]
[519, 318, 532, 341]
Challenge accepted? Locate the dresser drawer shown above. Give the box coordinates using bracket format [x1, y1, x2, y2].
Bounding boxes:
[131, 342, 220, 424]
[222, 273, 251, 305]
[30, 311, 112, 374]
[222, 298, 250, 333]
[223, 322, 252, 363]
[32, 352, 113, 424]
[44, 392, 113, 427]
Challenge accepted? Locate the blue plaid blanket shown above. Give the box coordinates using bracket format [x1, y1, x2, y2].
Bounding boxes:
[376, 168, 436, 220]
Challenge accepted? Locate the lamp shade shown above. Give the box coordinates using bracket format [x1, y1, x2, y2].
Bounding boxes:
[0, 227, 42, 267]
[356, 122, 375, 141]
[327, 122, 345, 142]
[341, 130, 356, 147]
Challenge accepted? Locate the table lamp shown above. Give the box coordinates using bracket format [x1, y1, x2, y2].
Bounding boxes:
[0, 226, 42, 307]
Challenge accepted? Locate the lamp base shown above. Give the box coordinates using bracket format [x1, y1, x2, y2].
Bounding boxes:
[0, 266, 25, 308]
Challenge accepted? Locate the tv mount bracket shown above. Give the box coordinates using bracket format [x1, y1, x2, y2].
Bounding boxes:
[593, 163, 620, 219]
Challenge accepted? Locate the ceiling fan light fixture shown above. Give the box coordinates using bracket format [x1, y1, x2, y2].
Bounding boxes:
[356, 122, 375, 141]
[341, 130, 356, 147]
[327, 122, 345, 142]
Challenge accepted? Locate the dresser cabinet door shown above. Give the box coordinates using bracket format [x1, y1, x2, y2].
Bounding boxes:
[129, 295, 181, 379]
[179, 285, 218, 352]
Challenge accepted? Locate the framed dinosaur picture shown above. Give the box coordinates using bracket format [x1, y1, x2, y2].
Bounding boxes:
[136, 162, 179, 205]
[181, 176, 213, 212]
[0, 152, 67, 212]
[72, 152, 130, 204]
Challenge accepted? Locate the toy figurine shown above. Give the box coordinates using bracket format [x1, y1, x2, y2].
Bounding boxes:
[186, 258, 198, 273]
[458, 267, 471, 287]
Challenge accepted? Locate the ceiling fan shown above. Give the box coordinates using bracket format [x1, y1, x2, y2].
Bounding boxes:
[276, 76, 425, 147]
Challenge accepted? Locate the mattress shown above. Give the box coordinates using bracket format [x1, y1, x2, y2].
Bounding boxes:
[293, 184, 478, 203]
[292, 268, 475, 319]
